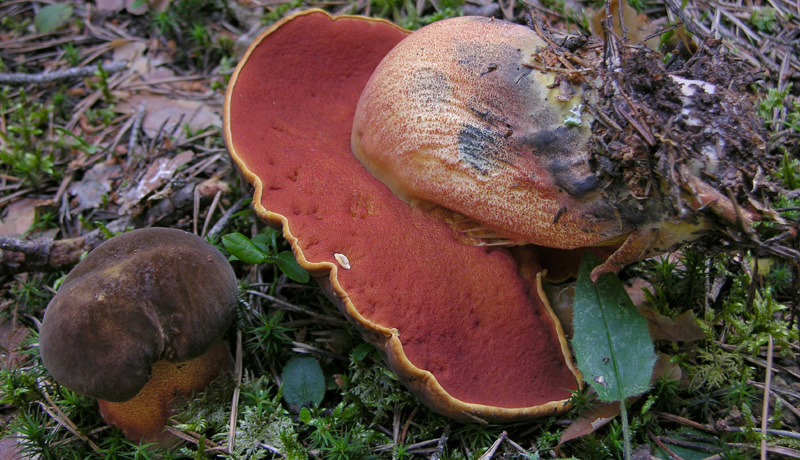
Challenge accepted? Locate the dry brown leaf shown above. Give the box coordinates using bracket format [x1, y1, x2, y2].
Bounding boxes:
[115, 94, 221, 142]
[0, 436, 24, 460]
[68, 162, 122, 213]
[111, 39, 148, 76]
[0, 317, 31, 368]
[118, 150, 194, 214]
[94, 0, 125, 13]
[559, 399, 621, 445]
[590, 0, 661, 49]
[0, 198, 50, 238]
[638, 307, 706, 342]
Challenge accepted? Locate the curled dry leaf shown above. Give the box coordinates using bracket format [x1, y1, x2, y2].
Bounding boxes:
[118, 151, 193, 214]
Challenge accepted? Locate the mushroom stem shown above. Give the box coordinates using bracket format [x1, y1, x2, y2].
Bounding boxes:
[98, 339, 233, 444]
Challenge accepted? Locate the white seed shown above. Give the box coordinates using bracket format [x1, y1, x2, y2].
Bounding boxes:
[334, 253, 351, 270]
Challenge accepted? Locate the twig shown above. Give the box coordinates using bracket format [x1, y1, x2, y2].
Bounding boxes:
[207, 197, 249, 242]
[761, 335, 774, 460]
[201, 190, 223, 239]
[227, 329, 243, 454]
[0, 61, 128, 84]
[653, 411, 719, 434]
[126, 100, 147, 166]
[430, 425, 450, 460]
[477, 431, 507, 460]
[725, 426, 800, 440]
[648, 431, 686, 460]
[400, 406, 418, 446]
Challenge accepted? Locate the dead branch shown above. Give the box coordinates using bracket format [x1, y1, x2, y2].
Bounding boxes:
[0, 61, 128, 85]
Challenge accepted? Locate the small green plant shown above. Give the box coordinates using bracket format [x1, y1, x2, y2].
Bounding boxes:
[222, 231, 310, 284]
[749, 7, 778, 32]
[757, 84, 800, 133]
[714, 268, 797, 356]
[0, 89, 59, 187]
[642, 248, 708, 316]
[248, 309, 293, 359]
[301, 404, 389, 460]
[147, 0, 235, 70]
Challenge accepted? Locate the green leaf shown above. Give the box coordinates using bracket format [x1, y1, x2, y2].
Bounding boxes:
[351, 343, 374, 362]
[34, 4, 74, 33]
[281, 356, 325, 408]
[274, 251, 310, 283]
[298, 407, 312, 424]
[222, 232, 269, 265]
[572, 253, 656, 402]
[129, 0, 148, 10]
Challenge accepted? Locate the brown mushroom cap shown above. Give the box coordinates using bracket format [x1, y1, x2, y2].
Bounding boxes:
[224, 10, 580, 420]
[40, 227, 237, 403]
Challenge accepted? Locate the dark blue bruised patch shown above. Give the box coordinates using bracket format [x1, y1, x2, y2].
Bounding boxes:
[457, 124, 506, 175]
[521, 126, 598, 197]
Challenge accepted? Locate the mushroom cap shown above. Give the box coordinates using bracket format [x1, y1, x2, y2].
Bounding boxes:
[351, 16, 633, 250]
[39, 227, 237, 402]
[351, 15, 716, 279]
[224, 9, 580, 420]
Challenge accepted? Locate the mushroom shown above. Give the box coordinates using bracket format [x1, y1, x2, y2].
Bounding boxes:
[351, 15, 768, 279]
[224, 9, 581, 421]
[39, 227, 237, 444]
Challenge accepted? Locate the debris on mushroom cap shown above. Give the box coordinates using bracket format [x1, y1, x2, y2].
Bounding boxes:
[351, 15, 777, 279]
[39, 227, 237, 403]
[224, 9, 581, 421]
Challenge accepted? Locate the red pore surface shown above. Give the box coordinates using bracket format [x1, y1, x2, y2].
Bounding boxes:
[225, 10, 578, 412]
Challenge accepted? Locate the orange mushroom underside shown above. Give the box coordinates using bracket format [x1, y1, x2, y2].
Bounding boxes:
[224, 10, 580, 419]
[98, 339, 233, 443]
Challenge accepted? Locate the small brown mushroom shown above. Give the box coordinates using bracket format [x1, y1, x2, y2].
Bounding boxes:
[224, 9, 581, 421]
[39, 227, 237, 444]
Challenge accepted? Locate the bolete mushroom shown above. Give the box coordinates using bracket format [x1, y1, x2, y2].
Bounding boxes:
[351, 15, 769, 279]
[39, 227, 237, 443]
[224, 10, 581, 421]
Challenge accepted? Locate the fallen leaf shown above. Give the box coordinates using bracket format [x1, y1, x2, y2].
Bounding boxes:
[0, 198, 50, 238]
[95, 0, 125, 13]
[638, 308, 707, 342]
[115, 94, 221, 142]
[0, 317, 31, 368]
[112, 39, 148, 76]
[0, 436, 24, 460]
[559, 399, 621, 445]
[68, 162, 121, 213]
[118, 151, 194, 214]
[34, 3, 74, 33]
[653, 353, 683, 381]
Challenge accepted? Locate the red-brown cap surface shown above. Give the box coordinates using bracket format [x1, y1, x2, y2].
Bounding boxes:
[224, 9, 580, 420]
